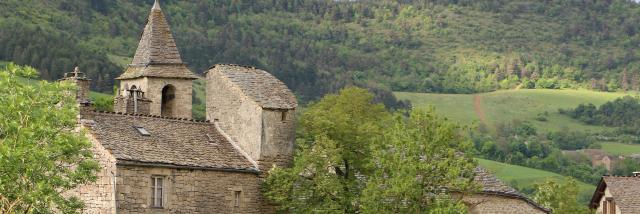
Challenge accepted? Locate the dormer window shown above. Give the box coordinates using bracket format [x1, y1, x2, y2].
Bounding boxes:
[134, 126, 151, 136]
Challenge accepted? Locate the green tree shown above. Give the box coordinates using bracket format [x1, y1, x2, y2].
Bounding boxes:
[264, 87, 391, 213]
[0, 63, 99, 213]
[533, 178, 590, 214]
[264, 87, 477, 213]
[360, 109, 477, 213]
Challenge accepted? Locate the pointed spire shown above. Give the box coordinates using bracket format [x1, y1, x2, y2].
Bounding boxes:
[152, 0, 161, 11]
[130, 0, 183, 66]
[117, 0, 198, 80]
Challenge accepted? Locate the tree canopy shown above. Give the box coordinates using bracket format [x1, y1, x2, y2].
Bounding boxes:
[263, 87, 476, 213]
[534, 178, 591, 214]
[0, 63, 99, 213]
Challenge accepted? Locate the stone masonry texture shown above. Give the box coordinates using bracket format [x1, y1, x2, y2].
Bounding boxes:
[114, 165, 262, 214]
[463, 194, 548, 214]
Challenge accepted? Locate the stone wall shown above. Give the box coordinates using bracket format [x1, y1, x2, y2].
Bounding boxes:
[114, 165, 262, 214]
[119, 77, 193, 119]
[206, 71, 263, 161]
[260, 109, 295, 170]
[463, 194, 547, 214]
[73, 133, 118, 214]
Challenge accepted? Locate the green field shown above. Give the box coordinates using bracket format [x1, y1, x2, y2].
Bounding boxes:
[396, 89, 633, 133]
[477, 158, 595, 203]
[192, 79, 206, 120]
[601, 142, 640, 156]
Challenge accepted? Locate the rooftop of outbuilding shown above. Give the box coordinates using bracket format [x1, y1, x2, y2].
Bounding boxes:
[207, 64, 297, 110]
[474, 167, 550, 213]
[590, 176, 640, 213]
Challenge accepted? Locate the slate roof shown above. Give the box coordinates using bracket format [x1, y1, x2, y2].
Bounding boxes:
[116, 64, 198, 80]
[207, 64, 297, 110]
[474, 167, 550, 213]
[117, 0, 198, 80]
[590, 176, 640, 213]
[83, 111, 257, 172]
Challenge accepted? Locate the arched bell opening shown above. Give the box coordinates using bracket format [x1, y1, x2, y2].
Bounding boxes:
[161, 85, 176, 117]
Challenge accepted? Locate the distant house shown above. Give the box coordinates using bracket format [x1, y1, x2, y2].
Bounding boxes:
[583, 149, 624, 171]
[563, 149, 622, 171]
[589, 174, 640, 214]
[462, 168, 550, 214]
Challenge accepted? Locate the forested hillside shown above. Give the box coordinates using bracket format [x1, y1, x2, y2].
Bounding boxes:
[2, 0, 640, 102]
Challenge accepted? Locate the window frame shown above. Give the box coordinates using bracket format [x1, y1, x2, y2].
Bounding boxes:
[605, 197, 615, 214]
[234, 191, 241, 207]
[151, 176, 165, 208]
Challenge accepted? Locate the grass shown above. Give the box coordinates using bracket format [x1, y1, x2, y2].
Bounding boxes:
[89, 91, 113, 100]
[477, 158, 595, 203]
[396, 89, 633, 133]
[601, 142, 640, 156]
[192, 79, 206, 120]
[107, 54, 132, 68]
[89, 91, 114, 112]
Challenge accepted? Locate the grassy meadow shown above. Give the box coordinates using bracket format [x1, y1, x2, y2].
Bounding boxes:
[601, 142, 640, 156]
[396, 89, 634, 133]
[477, 158, 595, 203]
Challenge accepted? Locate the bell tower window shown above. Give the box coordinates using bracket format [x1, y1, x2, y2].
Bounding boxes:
[161, 85, 176, 117]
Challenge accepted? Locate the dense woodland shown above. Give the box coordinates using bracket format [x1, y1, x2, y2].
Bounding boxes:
[564, 96, 640, 132]
[2, 0, 640, 105]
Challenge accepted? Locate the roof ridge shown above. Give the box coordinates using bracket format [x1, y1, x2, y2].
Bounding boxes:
[90, 110, 211, 123]
[208, 63, 258, 70]
[604, 175, 640, 178]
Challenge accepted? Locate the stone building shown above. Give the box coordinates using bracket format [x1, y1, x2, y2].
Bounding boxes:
[463, 168, 550, 214]
[589, 174, 640, 214]
[66, 1, 545, 213]
[70, 0, 296, 213]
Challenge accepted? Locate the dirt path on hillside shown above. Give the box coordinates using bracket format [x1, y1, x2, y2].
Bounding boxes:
[474, 95, 487, 126]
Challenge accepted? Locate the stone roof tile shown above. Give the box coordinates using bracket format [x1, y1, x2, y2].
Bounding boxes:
[602, 176, 640, 213]
[208, 64, 297, 110]
[117, 0, 198, 80]
[84, 111, 257, 172]
[474, 167, 550, 213]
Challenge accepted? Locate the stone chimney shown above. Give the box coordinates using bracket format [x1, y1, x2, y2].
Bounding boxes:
[61, 66, 92, 112]
[114, 85, 151, 115]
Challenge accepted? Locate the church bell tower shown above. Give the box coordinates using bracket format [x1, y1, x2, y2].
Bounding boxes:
[114, 0, 198, 119]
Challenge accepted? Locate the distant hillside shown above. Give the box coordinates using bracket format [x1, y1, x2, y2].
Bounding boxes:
[2, 0, 640, 102]
[477, 158, 595, 204]
[396, 89, 632, 133]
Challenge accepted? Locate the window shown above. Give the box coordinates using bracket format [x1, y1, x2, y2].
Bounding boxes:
[605, 197, 616, 214]
[234, 191, 241, 207]
[133, 126, 151, 136]
[281, 111, 287, 121]
[151, 176, 164, 208]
